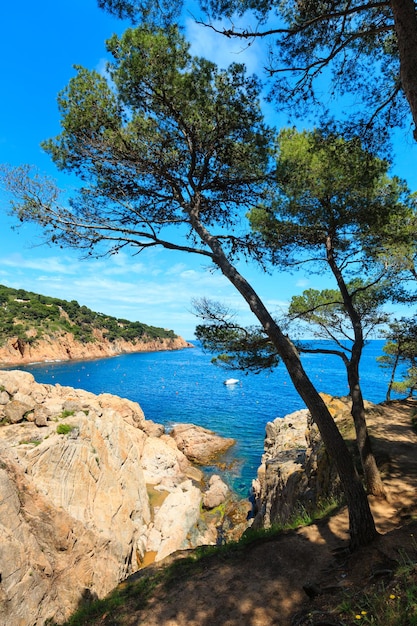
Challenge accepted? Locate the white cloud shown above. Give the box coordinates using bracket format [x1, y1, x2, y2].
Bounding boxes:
[96, 58, 109, 78]
[166, 262, 188, 276]
[295, 278, 310, 288]
[1, 253, 80, 275]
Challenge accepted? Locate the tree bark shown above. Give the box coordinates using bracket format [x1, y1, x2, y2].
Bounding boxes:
[325, 237, 386, 498]
[391, 0, 417, 140]
[265, 329, 379, 549]
[193, 217, 378, 549]
[347, 358, 386, 498]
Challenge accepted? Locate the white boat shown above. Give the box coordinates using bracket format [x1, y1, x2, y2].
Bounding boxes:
[224, 378, 239, 385]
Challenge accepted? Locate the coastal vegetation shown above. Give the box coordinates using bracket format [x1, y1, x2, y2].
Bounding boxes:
[1, 4, 417, 623]
[1, 0, 417, 565]
[0, 24, 379, 549]
[0, 283, 177, 347]
[378, 316, 417, 401]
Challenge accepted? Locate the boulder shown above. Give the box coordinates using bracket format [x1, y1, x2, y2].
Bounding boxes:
[203, 474, 230, 509]
[4, 399, 33, 423]
[97, 392, 146, 428]
[141, 435, 191, 486]
[141, 419, 165, 438]
[33, 406, 49, 427]
[146, 480, 203, 561]
[170, 423, 236, 465]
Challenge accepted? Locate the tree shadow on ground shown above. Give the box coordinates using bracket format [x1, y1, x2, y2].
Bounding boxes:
[64, 399, 417, 626]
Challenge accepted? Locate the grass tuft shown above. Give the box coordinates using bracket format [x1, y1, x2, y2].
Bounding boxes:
[56, 423, 73, 435]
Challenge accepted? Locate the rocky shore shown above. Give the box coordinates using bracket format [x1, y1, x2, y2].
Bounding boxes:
[0, 365, 363, 626]
[0, 332, 193, 367]
[0, 370, 247, 626]
[251, 394, 357, 529]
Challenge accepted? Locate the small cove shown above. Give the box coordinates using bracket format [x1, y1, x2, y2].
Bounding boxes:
[7, 339, 404, 496]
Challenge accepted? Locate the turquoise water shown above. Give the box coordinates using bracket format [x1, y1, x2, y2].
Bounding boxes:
[7, 340, 401, 495]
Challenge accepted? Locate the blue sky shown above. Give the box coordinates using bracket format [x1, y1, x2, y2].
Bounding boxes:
[1, 1, 416, 339]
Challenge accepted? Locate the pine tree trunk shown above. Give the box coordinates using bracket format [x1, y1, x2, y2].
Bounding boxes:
[348, 360, 386, 498]
[391, 0, 417, 140]
[386, 350, 400, 402]
[195, 225, 379, 548]
[268, 332, 378, 548]
[326, 236, 385, 498]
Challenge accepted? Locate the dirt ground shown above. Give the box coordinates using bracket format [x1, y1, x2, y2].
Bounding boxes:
[98, 400, 417, 626]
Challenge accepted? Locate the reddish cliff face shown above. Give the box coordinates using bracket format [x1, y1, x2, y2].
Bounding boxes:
[0, 332, 192, 366]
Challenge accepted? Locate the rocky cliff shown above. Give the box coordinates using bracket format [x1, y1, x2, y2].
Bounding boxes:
[251, 394, 358, 529]
[0, 370, 242, 626]
[0, 332, 192, 366]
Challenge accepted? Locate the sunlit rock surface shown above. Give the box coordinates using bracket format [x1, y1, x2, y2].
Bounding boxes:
[251, 394, 353, 529]
[0, 370, 240, 625]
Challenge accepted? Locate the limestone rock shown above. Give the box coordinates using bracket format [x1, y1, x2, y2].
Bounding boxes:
[97, 392, 146, 428]
[252, 395, 353, 529]
[0, 390, 10, 405]
[0, 369, 35, 395]
[141, 435, 191, 486]
[4, 398, 32, 423]
[0, 369, 237, 625]
[33, 406, 49, 427]
[141, 419, 165, 438]
[147, 480, 203, 561]
[203, 474, 230, 509]
[170, 423, 236, 465]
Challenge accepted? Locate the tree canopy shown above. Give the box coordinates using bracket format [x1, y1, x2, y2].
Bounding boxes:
[288, 283, 389, 350]
[202, 129, 414, 497]
[249, 128, 414, 273]
[99, 0, 417, 143]
[201, 0, 417, 142]
[1, 25, 378, 548]
[26, 25, 273, 261]
[98, 0, 182, 25]
[378, 316, 417, 400]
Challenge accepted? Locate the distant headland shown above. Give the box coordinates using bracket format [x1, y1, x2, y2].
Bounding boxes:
[0, 284, 193, 366]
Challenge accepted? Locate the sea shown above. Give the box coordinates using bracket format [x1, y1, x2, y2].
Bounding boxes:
[6, 339, 404, 497]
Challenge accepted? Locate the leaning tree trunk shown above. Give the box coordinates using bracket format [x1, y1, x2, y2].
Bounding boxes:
[391, 0, 417, 141]
[267, 331, 378, 549]
[326, 237, 386, 498]
[194, 220, 378, 549]
[347, 355, 386, 498]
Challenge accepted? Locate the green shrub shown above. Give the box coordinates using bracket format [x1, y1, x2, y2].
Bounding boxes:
[56, 423, 72, 435]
